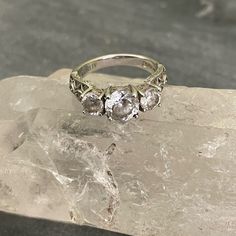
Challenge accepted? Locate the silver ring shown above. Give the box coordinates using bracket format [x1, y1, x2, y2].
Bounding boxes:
[69, 54, 168, 122]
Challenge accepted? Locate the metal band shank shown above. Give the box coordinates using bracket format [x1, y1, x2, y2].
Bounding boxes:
[72, 54, 162, 81]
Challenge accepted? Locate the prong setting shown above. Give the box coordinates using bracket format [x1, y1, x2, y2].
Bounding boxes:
[105, 88, 139, 122]
[69, 54, 167, 122]
[70, 81, 164, 121]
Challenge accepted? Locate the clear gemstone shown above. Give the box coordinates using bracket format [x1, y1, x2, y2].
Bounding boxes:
[105, 89, 139, 121]
[140, 87, 161, 112]
[81, 92, 104, 115]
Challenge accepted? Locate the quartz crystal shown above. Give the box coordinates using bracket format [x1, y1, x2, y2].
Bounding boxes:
[0, 69, 236, 236]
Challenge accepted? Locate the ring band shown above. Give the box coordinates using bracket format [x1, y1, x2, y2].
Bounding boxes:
[69, 54, 167, 122]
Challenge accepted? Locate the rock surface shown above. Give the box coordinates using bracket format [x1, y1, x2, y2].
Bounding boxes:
[0, 70, 236, 236]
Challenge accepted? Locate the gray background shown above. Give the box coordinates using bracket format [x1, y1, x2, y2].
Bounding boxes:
[0, 211, 128, 236]
[0, 0, 236, 88]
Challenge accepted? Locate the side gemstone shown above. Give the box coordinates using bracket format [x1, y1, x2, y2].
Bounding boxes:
[140, 87, 161, 112]
[81, 92, 104, 116]
[105, 89, 139, 122]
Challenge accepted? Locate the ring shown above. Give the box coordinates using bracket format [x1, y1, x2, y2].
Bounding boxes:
[69, 54, 167, 122]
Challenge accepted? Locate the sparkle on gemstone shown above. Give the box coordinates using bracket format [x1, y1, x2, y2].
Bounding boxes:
[105, 89, 139, 122]
[140, 87, 161, 112]
[81, 92, 104, 115]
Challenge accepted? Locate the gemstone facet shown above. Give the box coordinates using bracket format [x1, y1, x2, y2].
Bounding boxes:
[140, 87, 161, 112]
[81, 92, 104, 115]
[105, 89, 139, 121]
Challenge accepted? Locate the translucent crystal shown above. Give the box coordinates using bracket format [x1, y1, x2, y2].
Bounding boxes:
[0, 69, 236, 236]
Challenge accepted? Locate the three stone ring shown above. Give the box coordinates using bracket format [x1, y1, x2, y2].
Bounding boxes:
[69, 54, 168, 122]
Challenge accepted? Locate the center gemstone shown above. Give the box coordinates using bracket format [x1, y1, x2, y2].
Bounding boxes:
[105, 89, 139, 121]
